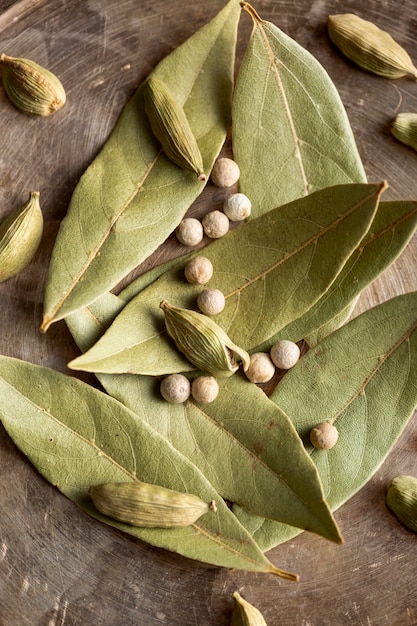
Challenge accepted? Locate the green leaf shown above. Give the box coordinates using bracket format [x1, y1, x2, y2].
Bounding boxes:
[118, 255, 187, 304]
[254, 200, 417, 351]
[234, 292, 417, 551]
[304, 301, 358, 348]
[0, 355, 296, 579]
[67, 182, 385, 376]
[233, 3, 367, 215]
[41, 0, 241, 331]
[67, 300, 342, 544]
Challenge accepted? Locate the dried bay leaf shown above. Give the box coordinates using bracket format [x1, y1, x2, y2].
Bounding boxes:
[0, 355, 296, 579]
[68, 182, 385, 376]
[84, 198, 417, 358]
[233, 292, 417, 551]
[66, 300, 342, 545]
[233, 3, 367, 216]
[255, 199, 417, 350]
[41, 0, 241, 331]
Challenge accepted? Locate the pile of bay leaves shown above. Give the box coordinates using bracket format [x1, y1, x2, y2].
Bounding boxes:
[1, 0, 417, 582]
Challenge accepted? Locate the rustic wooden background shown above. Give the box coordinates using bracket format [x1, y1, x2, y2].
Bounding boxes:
[0, 1, 416, 624]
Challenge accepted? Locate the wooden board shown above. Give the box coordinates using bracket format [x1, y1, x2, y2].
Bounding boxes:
[0, 1, 416, 624]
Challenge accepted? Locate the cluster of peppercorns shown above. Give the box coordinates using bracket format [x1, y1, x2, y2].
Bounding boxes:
[160, 156, 340, 448]
[244, 344, 339, 449]
[245, 340, 301, 384]
[159, 254, 224, 404]
[160, 372, 219, 405]
[160, 158, 248, 405]
[175, 157, 252, 247]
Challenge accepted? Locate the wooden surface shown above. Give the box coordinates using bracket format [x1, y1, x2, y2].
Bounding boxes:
[1, 1, 417, 624]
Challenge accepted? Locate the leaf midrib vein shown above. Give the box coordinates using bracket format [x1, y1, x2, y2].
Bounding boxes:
[1, 375, 274, 569]
[191, 400, 325, 519]
[80, 185, 381, 361]
[255, 20, 309, 195]
[332, 318, 417, 423]
[46, 151, 161, 327]
[226, 185, 381, 300]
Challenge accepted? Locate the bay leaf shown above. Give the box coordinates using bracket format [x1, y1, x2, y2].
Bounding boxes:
[233, 3, 367, 216]
[41, 0, 241, 331]
[234, 291, 417, 551]
[67, 304, 342, 544]
[0, 355, 296, 579]
[118, 255, 186, 304]
[305, 300, 358, 348]
[68, 182, 385, 376]
[254, 199, 417, 351]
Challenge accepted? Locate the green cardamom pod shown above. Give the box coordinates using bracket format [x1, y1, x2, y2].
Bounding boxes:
[231, 592, 267, 626]
[143, 76, 206, 181]
[89, 481, 217, 528]
[328, 14, 417, 79]
[391, 112, 417, 151]
[0, 191, 43, 282]
[0, 53, 66, 116]
[160, 299, 250, 377]
[385, 475, 417, 533]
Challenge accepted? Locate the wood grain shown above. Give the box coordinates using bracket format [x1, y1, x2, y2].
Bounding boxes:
[0, 1, 416, 624]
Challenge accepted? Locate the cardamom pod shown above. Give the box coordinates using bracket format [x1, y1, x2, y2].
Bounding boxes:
[385, 475, 417, 533]
[328, 14, 417, 79]
[160, 299, 250, 376]
[0, 191, 43, 282]
[89, 481, 217, 528]
[231, 592, 267, 626]
[143, 76, 206, 181]
[0, 53, 66, 116]
[391, 112, 417, 151]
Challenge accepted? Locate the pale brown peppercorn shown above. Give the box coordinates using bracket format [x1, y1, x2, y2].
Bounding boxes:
[310, 422, 339, 449]
[160, 373, 191, 403]
[197, 288, 225, 315]
[270, 340, 300, 370]
[223, 193, 251, 221]
[184, 256, 213, 284]
[211, 157, 240, 187]
[245, 352, 276, 384]
[191, 376, 219, 404]
[202, 210, 229, 239]
[176, 218, 203, 246]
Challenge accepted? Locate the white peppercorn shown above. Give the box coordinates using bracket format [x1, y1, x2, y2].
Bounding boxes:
[210, 157, 240, 187]
[245, 352, 276, 384]
[310, 422, 339, 450]
[223, 193, 252, 221]
[270, 340, 300, 370]
[184, 256, 213, 285]
[191, 376, 219, 404]
[160, 373, 191, 403]
[176, 218, 203, 246]
[197, 288, 225, 315]
[202, 210, 229, 239]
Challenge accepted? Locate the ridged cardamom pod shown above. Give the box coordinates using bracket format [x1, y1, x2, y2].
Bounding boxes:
[328, 14, 417, 79]
[385, 475, 417, 533]
[231, 592, 267, 626]
[143, 76, 206, 181]
[0, 191, 43, 282]
[160, 299, 250, 377]
[89, 481, 217, 528]
[0, 53, 66, 116]
[391, 112, 417, 151]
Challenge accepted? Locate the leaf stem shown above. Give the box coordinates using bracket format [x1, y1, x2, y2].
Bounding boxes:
[240, 2, 263, 25]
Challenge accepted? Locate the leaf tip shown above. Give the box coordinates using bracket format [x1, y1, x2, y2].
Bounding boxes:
[379, 180, 389, 195]
[269, 565, 299, 582]
[240, 1, 263, 24]
[67, 355, 86, 371]
[40, 316, 52, 333]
